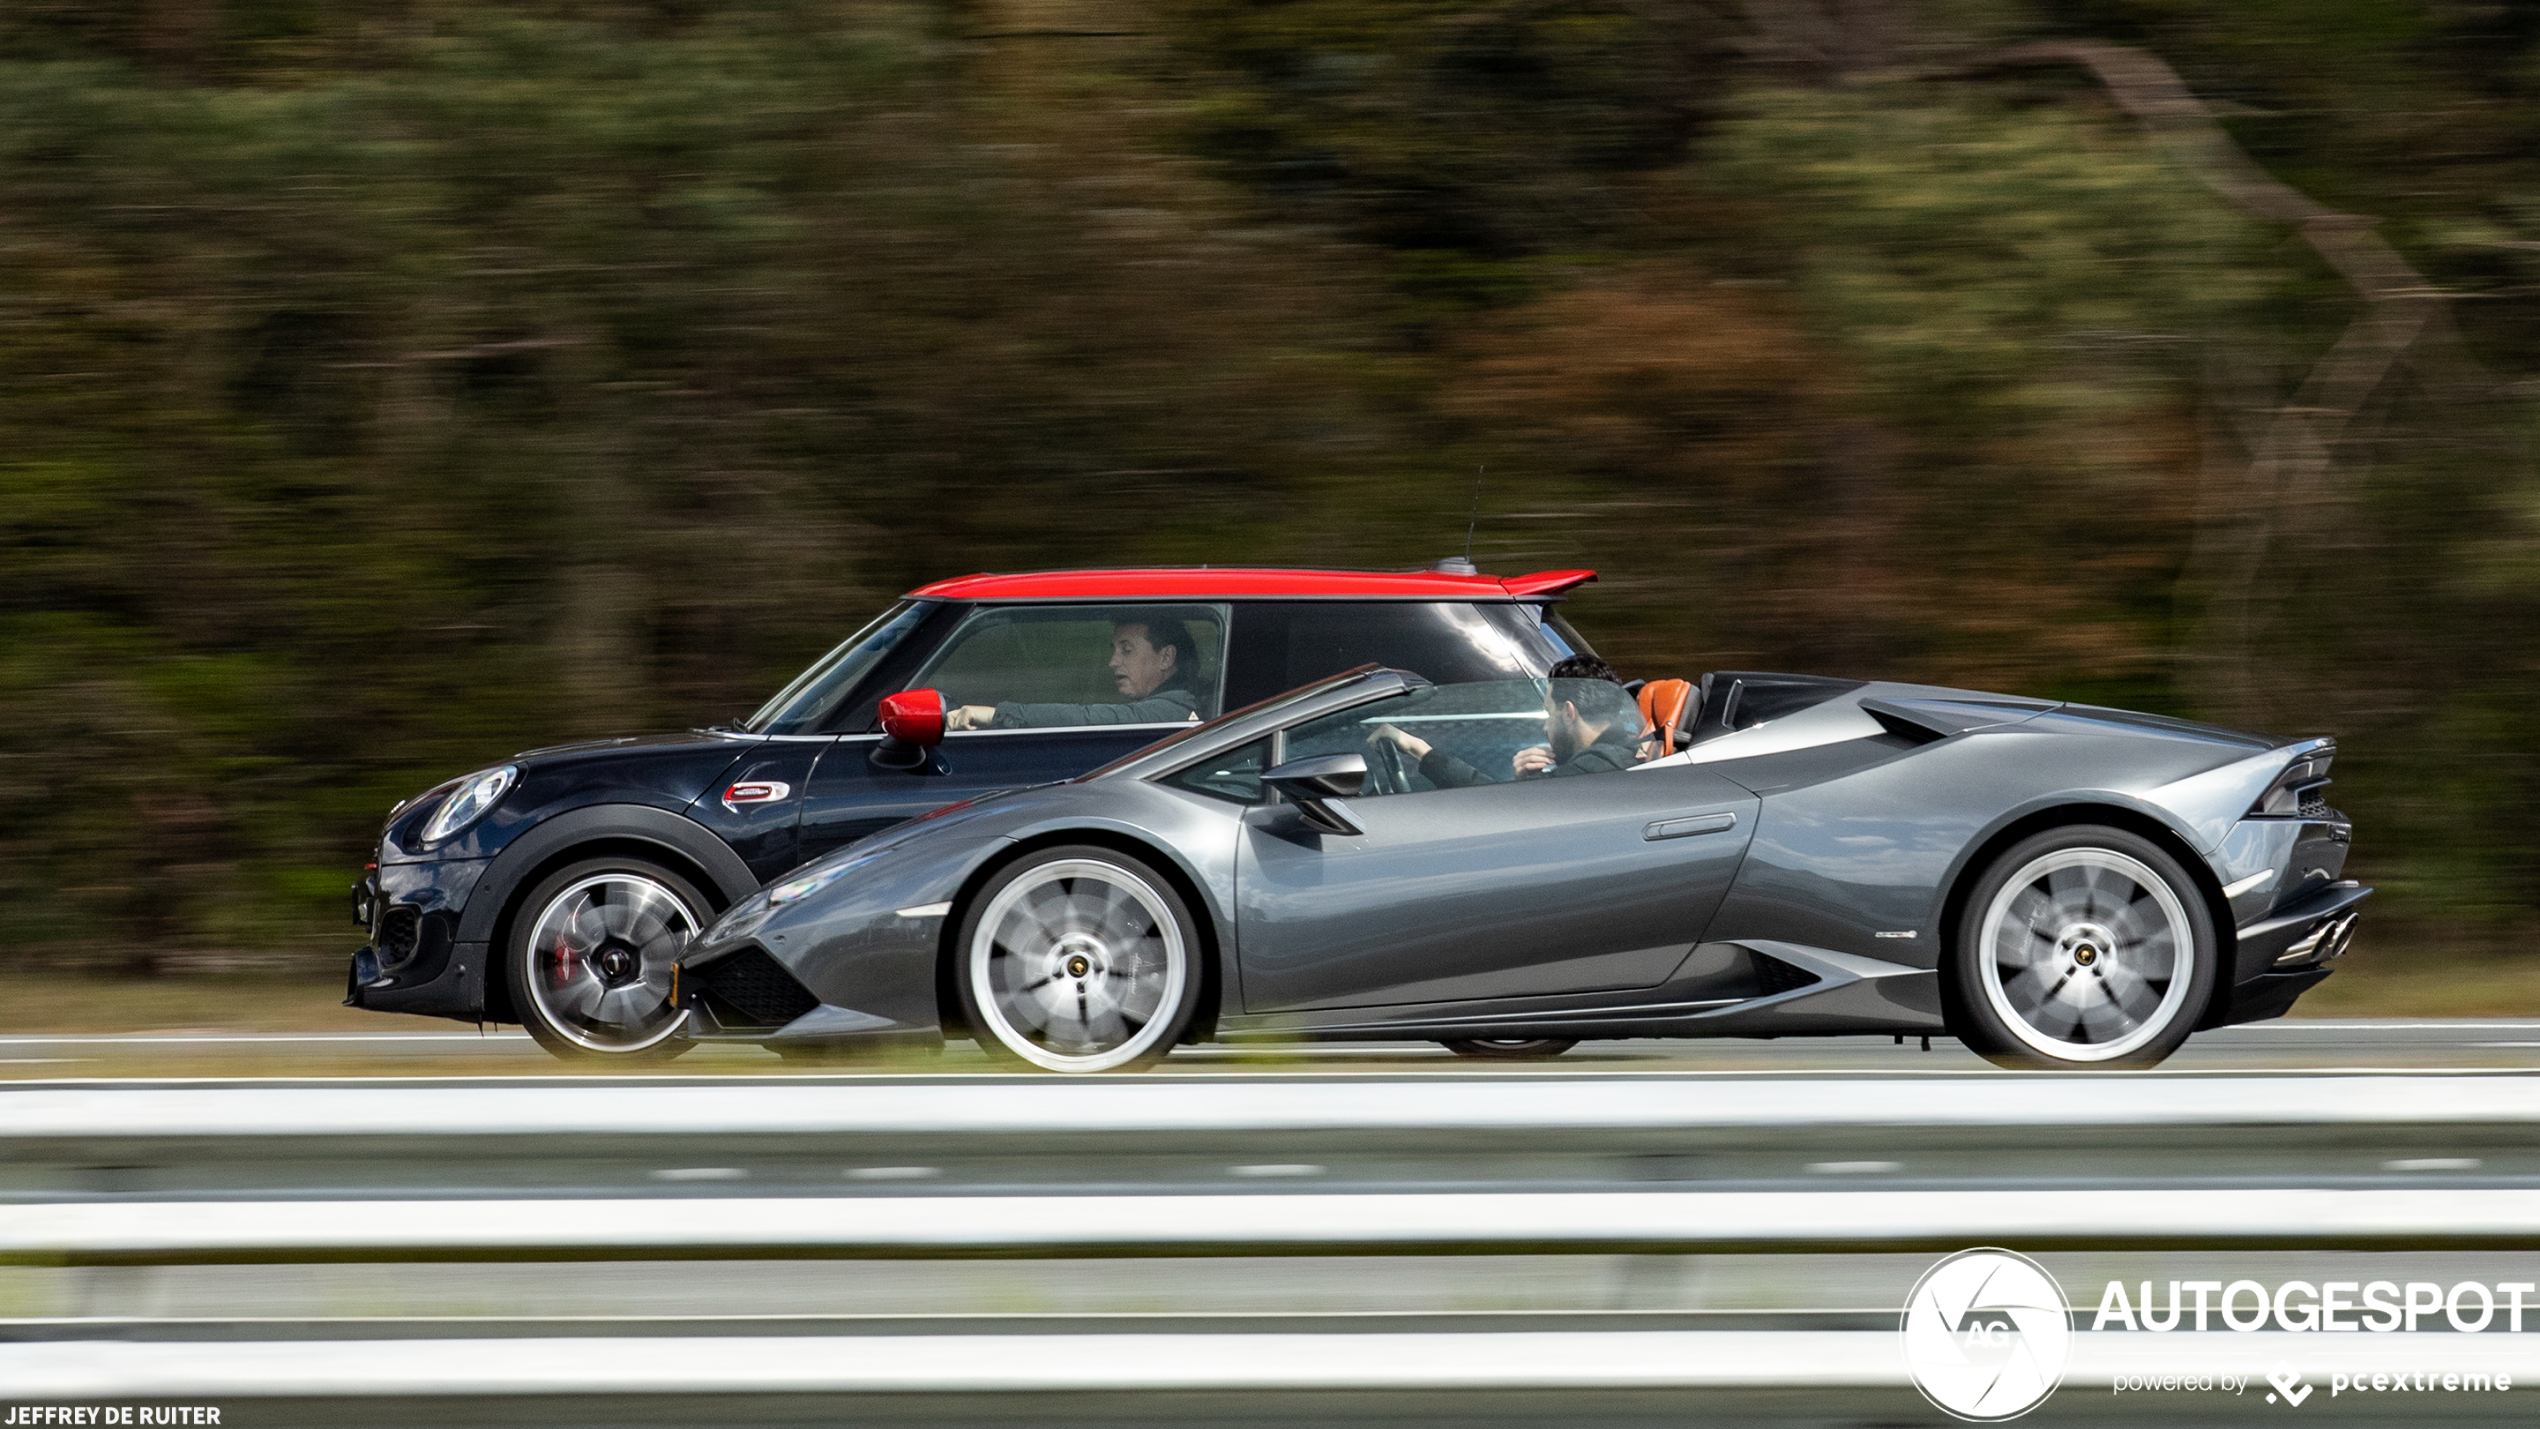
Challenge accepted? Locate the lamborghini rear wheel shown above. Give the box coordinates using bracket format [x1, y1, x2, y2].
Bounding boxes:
[1952, 825, 2217, 1070]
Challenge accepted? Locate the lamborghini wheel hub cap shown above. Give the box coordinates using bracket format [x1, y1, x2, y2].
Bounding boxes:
[1054, 937, 1102, 981]
[2058, 923, 2113, 969]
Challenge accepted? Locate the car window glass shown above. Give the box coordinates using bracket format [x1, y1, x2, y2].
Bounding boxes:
[1163, 736, 1272, 804]
[747, 601, 932, 735]
[1282, 678, 1645, 797]
[1223, 602, 1585, 709]
[1283, 602, 1537, 686]
[912, 604, 1229, 730]
[1478, 603, 1598, 663]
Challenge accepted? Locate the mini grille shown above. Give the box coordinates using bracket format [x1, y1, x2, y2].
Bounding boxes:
[1751, 951, 1821, 997]
[699, 948, 819, 1029]
[377, 907, 421, 969]
[2299, 791, 2334, 819]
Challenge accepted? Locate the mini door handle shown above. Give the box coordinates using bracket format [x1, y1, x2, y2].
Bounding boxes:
[1644, 812, 1737, 841]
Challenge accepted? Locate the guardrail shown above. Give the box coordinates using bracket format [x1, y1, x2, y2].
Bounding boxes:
[12, 1186, 2540, 1264]
[19, 1330, 2540, 1398]
[10, 1074, 2540, 1408]
[0, 1331, 1910, 1397]
[9, 1071, 2540, 1140]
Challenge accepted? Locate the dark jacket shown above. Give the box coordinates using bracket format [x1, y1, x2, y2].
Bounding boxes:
[1418, 723, 1641, 789]
[991, 685, 1202, 729]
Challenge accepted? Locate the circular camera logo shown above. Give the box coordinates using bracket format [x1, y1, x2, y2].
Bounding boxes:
[1901, 1248, 2070, 1421]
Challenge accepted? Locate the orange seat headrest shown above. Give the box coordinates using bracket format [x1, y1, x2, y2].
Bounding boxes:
[1637, 678, 1696, 757]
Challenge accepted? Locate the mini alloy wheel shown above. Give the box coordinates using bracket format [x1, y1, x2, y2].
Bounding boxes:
[1954, 826, 2215, 1069]
[958, 847, 1200, 1073]
[507, 858, 705, 1058]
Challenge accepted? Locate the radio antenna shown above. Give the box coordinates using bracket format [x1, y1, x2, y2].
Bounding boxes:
[1430, 466, 1486, 575]
[1463, 465, 1484, 567]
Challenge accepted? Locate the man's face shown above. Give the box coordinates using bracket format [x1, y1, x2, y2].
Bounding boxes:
[1544, 697, 1587, 762]
[1109, 624, 1178, 698]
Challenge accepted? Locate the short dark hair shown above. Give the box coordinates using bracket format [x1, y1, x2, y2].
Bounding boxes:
[1548, 654, 1624, 686]
[1118, 614, 1198, 690]
[1545, 654, 1639, 730]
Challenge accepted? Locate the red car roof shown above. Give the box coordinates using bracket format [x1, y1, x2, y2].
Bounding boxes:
[908, 567, 1596, 602]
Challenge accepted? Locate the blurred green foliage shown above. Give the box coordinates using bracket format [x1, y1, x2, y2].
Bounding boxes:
[2, 0, 2537, 970]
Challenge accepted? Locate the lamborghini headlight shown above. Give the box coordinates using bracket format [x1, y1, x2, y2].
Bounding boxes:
[420, 765, 517, 843]
[767, 849, 884, 906]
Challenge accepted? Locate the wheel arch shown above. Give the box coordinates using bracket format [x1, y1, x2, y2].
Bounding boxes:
[459, 803, 757, 1023]
[1933, 801, 2239, 1036]
[931, 827, 1226, 1047]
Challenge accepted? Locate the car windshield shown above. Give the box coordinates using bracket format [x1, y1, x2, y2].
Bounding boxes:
[1077, 664, 1398, 782]
[1285, 674, 1648, 795]
[739, 601, 933, 735]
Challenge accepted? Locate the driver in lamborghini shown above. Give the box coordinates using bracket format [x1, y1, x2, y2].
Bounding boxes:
[1371, 656, 1647, 788]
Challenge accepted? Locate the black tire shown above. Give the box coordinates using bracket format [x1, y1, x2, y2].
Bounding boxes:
[1950, 825, 2217, 1071]
[1440, 1038, 1579, 1061]
[954, 844, 1204, 1074]
[505, 855, 711, 1061]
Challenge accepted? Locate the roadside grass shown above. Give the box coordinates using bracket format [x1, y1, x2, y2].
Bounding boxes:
[2286, 936, 2540, 1018]
[0, 973, 393, 1033]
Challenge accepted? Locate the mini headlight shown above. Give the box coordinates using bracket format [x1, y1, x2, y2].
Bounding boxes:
[767, 850, 883, 905]
[421, 765, 518, 843]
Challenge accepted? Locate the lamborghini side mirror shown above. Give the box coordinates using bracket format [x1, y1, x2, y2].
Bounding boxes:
[1264, 753, 1365, 799]
[872, 689, 947, 772]
[1263, 753, 1367, 834]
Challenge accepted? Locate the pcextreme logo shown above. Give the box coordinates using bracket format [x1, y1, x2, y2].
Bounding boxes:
[2268, 1361, 2315, 1406]
[1902, 1248, 2072, 1421]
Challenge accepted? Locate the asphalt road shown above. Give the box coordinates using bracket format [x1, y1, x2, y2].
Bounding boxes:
[8, 1018, 2540, 1075]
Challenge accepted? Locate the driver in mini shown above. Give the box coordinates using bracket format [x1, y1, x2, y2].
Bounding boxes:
[944, 617, 1204, 730]
[1372, 656, 1645, 787]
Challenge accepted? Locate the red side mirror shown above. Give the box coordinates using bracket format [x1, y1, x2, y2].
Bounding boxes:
[877, 688, 947, 748]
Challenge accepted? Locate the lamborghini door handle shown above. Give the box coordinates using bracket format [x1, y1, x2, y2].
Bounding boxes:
[1644, 812, 1738, 841]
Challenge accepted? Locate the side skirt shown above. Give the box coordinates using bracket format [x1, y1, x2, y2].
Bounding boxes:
[1217, 941, 1946, 1043]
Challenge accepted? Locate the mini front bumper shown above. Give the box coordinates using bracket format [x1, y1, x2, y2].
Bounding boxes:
[342, 855, 493, 1021]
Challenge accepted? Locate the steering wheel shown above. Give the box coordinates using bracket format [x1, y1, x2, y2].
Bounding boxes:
[1368, 736, 1413, 796]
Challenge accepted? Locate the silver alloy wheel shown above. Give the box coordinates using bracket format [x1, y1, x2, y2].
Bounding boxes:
[523, 872, 699, 1054]
[967, 858, 1187, 1073]
[1977, 847, 2195, 1063]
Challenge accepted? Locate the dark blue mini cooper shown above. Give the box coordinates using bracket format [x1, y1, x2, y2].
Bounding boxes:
[349, 565, 1603, 1055]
